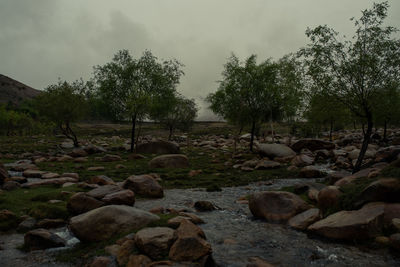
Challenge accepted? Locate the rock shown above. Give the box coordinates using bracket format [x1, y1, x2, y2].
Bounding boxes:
[358, 178, 400, 205]
[126, 255, 152, 267]
[24, 228, 65, 251]
[135, 227, 177, 260]
[89, 256, 113, 267]
[17, 217, 36, 232]
[102, 189, 135, 206]
[326, 170, 351, 185]
[67, 192, 105, 215]
[375, 146, 400, 163]
[375, 236, 390, 246]
[255, 160, 281, 170]
[61, 172, 79, 179]
[123, 175, 163, 198]
[291, 139, 335, 152]
[36, 219, 65, 229]
[255, 143, 295, 158]
[194, 201, 216, 212]
[175, 219, 206, 239]
[288, 208, 320, 230]
[169, 236, 212, 262]
[291, 154, 314, 167]
[148, 154, 189, 169]
[23, 169, 45, 178]
[102, 154, 122, 162]
[90, 175, 115, 185]
[69, 148, 88, 158]
[299, 166, 325, 178]
[390, 233, 400, 251]
[41, 172, 60, 179]
[317, 186, 342, 212]
[247, 257, 275, 267]
[87, 166, 105, 171]
[0, 163, 9, 186]
[249, 191, 310, 223]
[69, 205, 159, 242]
[21, 177, 78, 188]
[117, 239, 136, 266]
[334, 168, 374, 187]
[84, 144, 106, 154]
[308, 203, 384, 240]
[2, 181, 20, 190]
[87, 185, 121, 199]
[104, 244, 121, 257]
[136, 141, 180, 154]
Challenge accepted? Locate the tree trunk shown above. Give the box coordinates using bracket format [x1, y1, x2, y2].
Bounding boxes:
[362, 123, 365, 135]
[250, 120, 256, 152]
[130, 114, 137, 153]
[270, 115, 274, 143]
[168, 126, 173, 141]
[329, 118, 333, 142]
[66, 122, 79, 147]
[353, 113, 373, 173]
[353, 121, 356, 130]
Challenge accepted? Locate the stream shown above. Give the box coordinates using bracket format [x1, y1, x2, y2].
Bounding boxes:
[0, 178, 399, 266]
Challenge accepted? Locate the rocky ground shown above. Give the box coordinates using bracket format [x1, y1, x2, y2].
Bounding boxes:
[0, 124, 400, 266]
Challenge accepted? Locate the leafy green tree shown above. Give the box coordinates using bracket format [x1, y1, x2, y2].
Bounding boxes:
[94, 50, 183, 152]
[300, 1, 400, 172]
[35, 80, 87, 147]
[154, 93, 197, 140]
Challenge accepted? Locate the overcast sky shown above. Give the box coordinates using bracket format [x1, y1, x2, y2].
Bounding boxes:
[0, 0, 399, 120]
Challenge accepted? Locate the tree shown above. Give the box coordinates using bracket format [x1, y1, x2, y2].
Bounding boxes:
[207, 54, 280, 151]
[35, 80, 87, 147]
[154, 93, 197, 140]
[299, 1, 400, 172]
[94, 50, 183, 152]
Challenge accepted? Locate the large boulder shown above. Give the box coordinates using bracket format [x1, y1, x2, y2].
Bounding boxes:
[0, 163, 9, 186]
[123, 175, 163, 198]
[135, 227, 177, 260]
[136, 141, 180, 155]
[102, 189, 135, 206]
[249, 191, 310, 223]
[24, 228, 65, 251]
[317, 186, 342, 212]
[67, 192, 105, 215]
[255, 143, 296, 159]
[357, 178, 400, 205]
[291, 139, 335, 152]
[69, 205, 159, 242]
[291, 154, 314, 167]
[148, 154, 189, 169]
[308, 203, 384, 240]
[334, 168, 373, 187]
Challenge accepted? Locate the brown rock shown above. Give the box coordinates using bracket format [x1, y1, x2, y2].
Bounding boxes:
[255, 160, 281, 170]
[135, 227, 177, 260]
[117, 239, 136, 266]
[169, 236, 211, 261]
[23, 169, 45, 178]
[21, 177, 78, 188]
[69, 148, 88, 158]
[247, 257, 275, 267]
[123, 175, 163, 198]
[36, 219, 65, 229]
[136, 140, 180, 154]
[86, 185, 121, 199]
[41, 172, 60, 179]
[334, 168, 373, 187]
[194, 201, 215, 212]
[24, 228, 65, 251]
[317, 186, 342, 212]
[175, 219, 206, 239]
[127, 254, 152, 267]
[89, 256, 112, 267]
[149, 154, 189, 169]
[67, 192, 105, 215]
[102, 189, 135, 206]
[288, 208, 321, 230]
[291, 139, 335, 152]
[90, 175, 115, 185]
[308, 203, 384, 240]
[299, 166, 325, 178]
[291, 154, 314, 167]
[102, 154, 122, 162]
[358, 178, 400, 205]
[249, 191, 310, 223]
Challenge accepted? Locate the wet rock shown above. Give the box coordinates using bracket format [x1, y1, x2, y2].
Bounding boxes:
[102, 189, 135, 206]
[126, 254, 152, 267]
[288, 208, 321, 230]
[24, 228, 65, 251]
[123, 175, 163, 198]
[194, 201, 216, 212]
[87, 185, 121, 199]
[308, 203, 384, 240]
[136, 140, 180, 154]
[17, 216, 36, 232]
[255, 143, 296, 158]
[291, 139, 335, 152]
[135, 227, 176, 260]
[67, 192, 105, 215]
[90, 175, 116, 185]
[317, 186, 342, 212]
[149, 154, 189, 169]
[291, 154, 314, 167]
[255, 160, 281, 170]
[249, 191, 310, 223]
[69, 205, 159, 242]
[299, 166, 325, 178]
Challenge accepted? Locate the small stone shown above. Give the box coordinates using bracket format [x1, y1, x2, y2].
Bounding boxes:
[194, 201, 216, 212]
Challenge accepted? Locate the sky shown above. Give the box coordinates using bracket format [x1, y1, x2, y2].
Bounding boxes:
[0, 0, 399, 120]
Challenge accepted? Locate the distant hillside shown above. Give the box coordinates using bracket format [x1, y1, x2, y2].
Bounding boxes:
[0, 74, 41, 105]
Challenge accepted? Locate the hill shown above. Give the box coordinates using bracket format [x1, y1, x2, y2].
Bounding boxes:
[0, 74, 41, 105]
